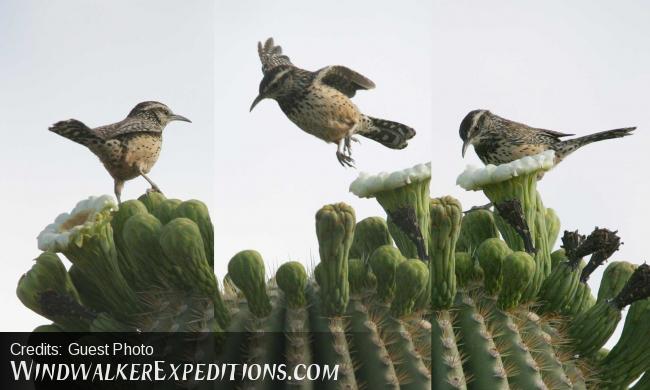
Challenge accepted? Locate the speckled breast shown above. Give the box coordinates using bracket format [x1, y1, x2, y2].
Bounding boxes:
[97, 133, 162, 180]
[282, 87, 362, 143]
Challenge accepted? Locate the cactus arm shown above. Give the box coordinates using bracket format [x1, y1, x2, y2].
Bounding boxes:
[315, 203, 355, 316]
[453, 293, 509, 389]
[346, 297, 400, 390]
[430, 310, 467, 390]
[305, 283, 357, 390]
[428, 196, 463, 310]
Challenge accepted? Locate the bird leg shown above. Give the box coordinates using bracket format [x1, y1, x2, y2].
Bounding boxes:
[114, 180, 124, 204]
[336, 138, 355, 168]
[140, 171, 163, 194]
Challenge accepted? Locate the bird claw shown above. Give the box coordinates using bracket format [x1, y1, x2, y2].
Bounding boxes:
[147, 186, 164, 195]
[336, 151, 355, 168]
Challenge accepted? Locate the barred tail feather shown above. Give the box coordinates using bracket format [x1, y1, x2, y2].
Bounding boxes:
[360, 116, 416, 149]
[561, 127, 635, 154]
[49, 119, 100, 147]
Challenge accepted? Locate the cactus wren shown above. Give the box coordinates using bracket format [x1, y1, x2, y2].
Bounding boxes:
[250, 38, 416, 167]
[460, 110, 635, 166]
[50, 101, 191, 203]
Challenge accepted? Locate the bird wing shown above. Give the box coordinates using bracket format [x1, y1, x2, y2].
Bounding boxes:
[94, 119, 161, 139]
[536, 128, 575, 139]
[317, 66, 376, 98]
[258, 38, 293, 74]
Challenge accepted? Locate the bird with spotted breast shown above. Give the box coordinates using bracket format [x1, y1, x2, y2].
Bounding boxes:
[250, 38, 416, 167]
[460, 109, 635, 167]
[49, 101, 191, 203]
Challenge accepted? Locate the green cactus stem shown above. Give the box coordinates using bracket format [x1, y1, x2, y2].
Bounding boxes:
[596, 261, 637, 303]
[349, 216, 393, 260]
[350, 163, 431, 261]
[276, 261, 308, 309]
[315, 202, 355, 316]
[429, 196, 463, 309]
[369, 245, 405, 302]
[457, 151, 554, 302]
[456, 208, 499, 255]
[598, 278, 650, 389]
[545, 208, 561, 250]
[430, 310, 466, 389]
[569, 264, 650, 357]
[454, 293, 509, 389]
[390, 260, 429, 317]
[476, 238, 512, 296]
[228, 249, 272, 318]
[497, 251, 535, 310]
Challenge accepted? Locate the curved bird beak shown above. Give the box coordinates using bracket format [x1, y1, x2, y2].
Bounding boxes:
[170, 114, 192, 123]
[461, 140, 470, 158]
[249, 94, 264, 112]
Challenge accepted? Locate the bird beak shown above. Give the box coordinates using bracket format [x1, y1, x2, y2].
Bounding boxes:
[249, 94, 265, 112]
[461, 140, 470, 158]
[170, 114, 192, 123]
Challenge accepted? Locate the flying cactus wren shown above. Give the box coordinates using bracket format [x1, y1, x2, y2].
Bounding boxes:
[460, 110, 635, 166]
[49, 101, 191, 203]
[250, 38, 416, 167]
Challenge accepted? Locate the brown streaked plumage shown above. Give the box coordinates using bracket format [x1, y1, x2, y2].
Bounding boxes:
[250, 37, 416, 167]
[49, 101, 191, 203]
[460, 110, 635, 166]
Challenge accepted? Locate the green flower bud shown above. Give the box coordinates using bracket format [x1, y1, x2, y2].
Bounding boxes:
[476, 238, 512, 296]
[138, 191, 167, 213]
[276, 261, 308, 309]
[349, 216, 393, 260]
[597, 261, 637, 303]
[456, 209, 499, 254]
[369, 245, 405, 302]
[153, 198, 182, 225]
[455, 251, 483, 288]
[497, 251, 535, 310]
[391, 260, 429, 317]
[545, 208, 561, 250]
[228, 250, 271, 318]
[348, 258, 376, 294]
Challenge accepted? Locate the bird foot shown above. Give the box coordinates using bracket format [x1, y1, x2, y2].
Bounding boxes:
[336, 151, 355, 168]
[147, 186, 164, 195]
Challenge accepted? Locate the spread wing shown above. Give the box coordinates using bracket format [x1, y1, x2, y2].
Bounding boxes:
[94, 119, 161, 139]
[258, 37, 293, 74]
[317, 66, 376, 98]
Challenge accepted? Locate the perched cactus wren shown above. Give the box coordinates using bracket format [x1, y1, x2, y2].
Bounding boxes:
[50, 101, 191, 203]
[250, 38, 416, 167]
[460, 110, 635, 165]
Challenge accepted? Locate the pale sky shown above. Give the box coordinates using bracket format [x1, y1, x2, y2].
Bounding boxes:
[1, 0, 648, 357]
